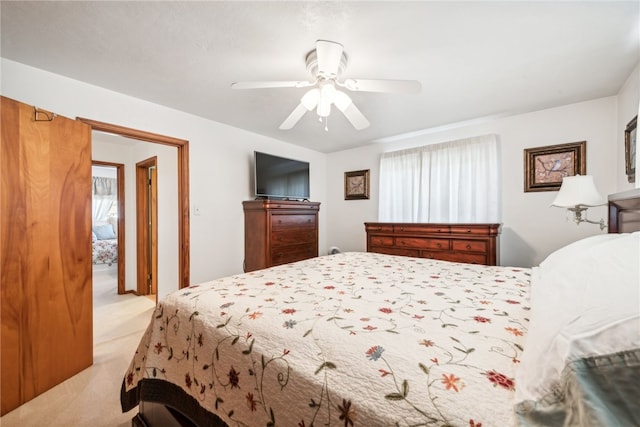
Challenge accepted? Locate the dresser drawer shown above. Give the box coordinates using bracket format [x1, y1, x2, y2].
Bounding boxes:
[371, 246, 420, 258]
[420, 251, 449, 260]
[271, 214, 316, 229]
[271, 245, 316, 265]
[396, 237, 450, 250]
[366, 224, 394, 233]
[394, 224, 450, 234]
[452, 239, 487, 253]
[272, 229, 316, 246]
[450, 226, 492, 235]
[444, 252, 487, 265]
[369, 236, 393, 246]
[267, 203, 318, 211]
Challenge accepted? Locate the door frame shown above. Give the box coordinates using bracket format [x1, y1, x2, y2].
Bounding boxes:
[78, 118, 190, 289]
[91, 160, 126, 294]
[136, 157, 158, 296]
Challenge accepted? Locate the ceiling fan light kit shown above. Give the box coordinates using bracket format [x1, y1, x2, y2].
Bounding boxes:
[231, 40, 421, 131]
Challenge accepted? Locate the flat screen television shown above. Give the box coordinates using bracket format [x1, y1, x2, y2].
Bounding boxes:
[254, 151, 310, 200]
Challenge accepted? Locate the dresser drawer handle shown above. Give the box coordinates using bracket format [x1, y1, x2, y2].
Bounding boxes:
[436, 243, 442, 248]
[466, 244, 472, 250]
[465, 229, 471, 233]
[398, 227, 404, 231]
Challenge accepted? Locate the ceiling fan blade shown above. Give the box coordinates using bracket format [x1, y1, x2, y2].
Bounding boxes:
[279, 89, 320, 130]
[279, 103, 310, 130]
[334, 91, 370, 130]
[340, 78, 422, 94]
[231, 80, 314, 90]
[315, 40, 344, 78]
[341, 103, 370, 130]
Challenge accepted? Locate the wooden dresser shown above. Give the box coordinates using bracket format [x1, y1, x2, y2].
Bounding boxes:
[243, 199, 320, 272]
[365, 222, 501, 266]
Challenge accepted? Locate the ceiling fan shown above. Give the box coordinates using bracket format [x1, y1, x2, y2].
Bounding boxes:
[231, 40, 421, 131]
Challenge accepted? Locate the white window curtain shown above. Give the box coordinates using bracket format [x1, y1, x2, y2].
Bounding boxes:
[92, 177, 117, 223]
[378, 134, 500, 223]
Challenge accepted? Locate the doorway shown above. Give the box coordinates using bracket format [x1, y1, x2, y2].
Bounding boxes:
[91, 161, 126, 294]
[79, 117, 190, 290]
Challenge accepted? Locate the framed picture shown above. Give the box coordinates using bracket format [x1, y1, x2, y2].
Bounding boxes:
[625, 115, 637, 183]
[344, 169, 370, 200]
[523, 141, 586, 192]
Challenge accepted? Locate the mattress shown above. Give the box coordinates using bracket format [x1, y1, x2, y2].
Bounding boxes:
[122, 252, 531, 426]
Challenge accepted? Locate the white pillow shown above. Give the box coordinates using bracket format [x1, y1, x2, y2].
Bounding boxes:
[538, 232, 624, 276]
[92, 223, 116, 240]
[516, 232, 640, 404]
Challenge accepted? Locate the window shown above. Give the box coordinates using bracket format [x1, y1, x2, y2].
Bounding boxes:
[378, 134, 500, 223]
[92, 176, 117, 223]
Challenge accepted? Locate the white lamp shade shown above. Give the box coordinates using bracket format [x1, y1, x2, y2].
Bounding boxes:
[316, 100, 331, 117]
[551, 175, 605, 207]
[301, 88, 320, 110]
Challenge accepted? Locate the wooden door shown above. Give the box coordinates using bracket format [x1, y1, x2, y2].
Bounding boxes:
[135, 157, 158, 296]
[1, 96, 93, 415]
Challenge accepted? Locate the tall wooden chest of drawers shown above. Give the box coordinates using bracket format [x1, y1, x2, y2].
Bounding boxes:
[365, 222, 501, 266]
[243, 200, 320, 272]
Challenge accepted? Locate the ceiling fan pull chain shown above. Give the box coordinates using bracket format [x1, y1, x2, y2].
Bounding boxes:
[324, 116, 329, 132]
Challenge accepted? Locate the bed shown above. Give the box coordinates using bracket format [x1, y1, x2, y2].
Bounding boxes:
[121, 189, 640, 427]
[92, 238, 118, 265]
[92, 223, 118, 266]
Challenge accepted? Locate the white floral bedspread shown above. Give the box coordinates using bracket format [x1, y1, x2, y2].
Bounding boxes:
[122, 252, 531, 427]
[92, 238, 117, 265]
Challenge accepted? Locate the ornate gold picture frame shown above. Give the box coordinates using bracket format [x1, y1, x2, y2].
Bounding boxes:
[625, 115, 637, 183]
[344, 169, 370, 200]
[523, 141, 586, 192]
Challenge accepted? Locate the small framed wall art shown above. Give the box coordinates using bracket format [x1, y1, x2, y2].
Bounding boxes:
[625, 115, 637, 183]
[523, 141, 586, 192]
[344, 169, 370, 200]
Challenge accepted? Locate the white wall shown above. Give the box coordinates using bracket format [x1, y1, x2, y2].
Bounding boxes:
[2, 58, 328, 299]
[326, 96, 629, 267]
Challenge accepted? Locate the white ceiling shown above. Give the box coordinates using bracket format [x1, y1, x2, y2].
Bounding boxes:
[2, 1, 638, 153]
